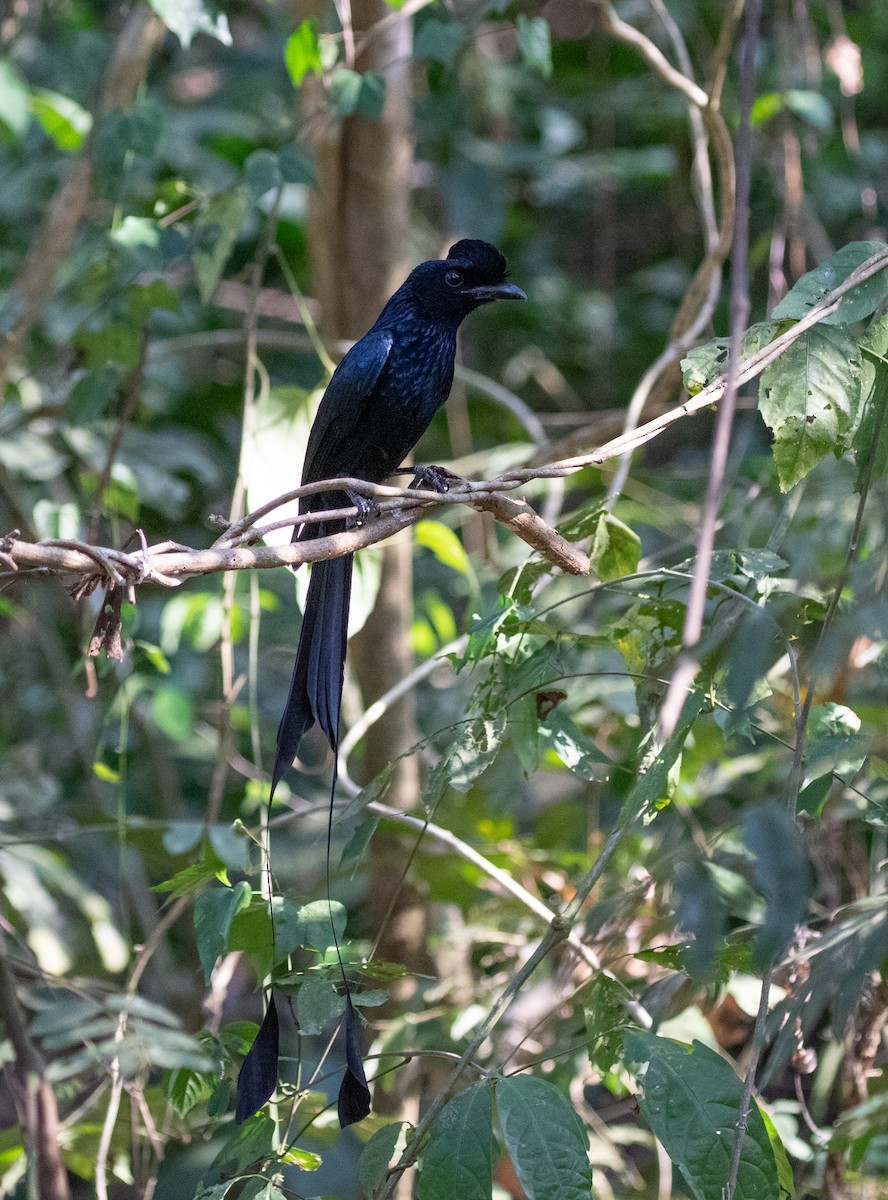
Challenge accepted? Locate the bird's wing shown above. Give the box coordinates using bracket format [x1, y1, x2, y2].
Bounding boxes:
[302, 329, 394, 490]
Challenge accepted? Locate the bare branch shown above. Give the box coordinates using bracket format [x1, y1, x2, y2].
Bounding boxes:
[4, 243, 888, 594]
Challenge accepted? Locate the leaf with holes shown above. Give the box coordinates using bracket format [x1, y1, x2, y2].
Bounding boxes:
[758, 324, 862, 491]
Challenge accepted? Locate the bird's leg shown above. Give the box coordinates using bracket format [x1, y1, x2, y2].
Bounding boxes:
[408, 464, 460, 493]
[345, 489, 380, 529]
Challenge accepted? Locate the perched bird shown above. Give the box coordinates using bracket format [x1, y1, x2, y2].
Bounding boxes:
[273, 239, 526, 792]
[235, 239, 525, 1128]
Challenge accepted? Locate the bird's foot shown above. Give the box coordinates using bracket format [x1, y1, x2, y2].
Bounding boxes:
[345, 490, 380, 529]
[409, 464, 460, 494]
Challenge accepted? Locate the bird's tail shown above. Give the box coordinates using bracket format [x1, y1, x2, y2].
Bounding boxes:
[271, 551, 354, 794]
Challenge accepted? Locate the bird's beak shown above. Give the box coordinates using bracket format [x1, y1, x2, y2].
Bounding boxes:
[466, 281, 527, 302]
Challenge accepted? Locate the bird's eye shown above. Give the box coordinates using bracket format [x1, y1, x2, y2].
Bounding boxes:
[445, 270, 463, 288]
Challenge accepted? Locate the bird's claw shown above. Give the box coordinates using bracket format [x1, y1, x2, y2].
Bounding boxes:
[346, 491, 380, 529]
[409, 465, 459, 494]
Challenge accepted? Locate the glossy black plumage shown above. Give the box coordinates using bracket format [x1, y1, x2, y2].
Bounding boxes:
[236, 240, 524, 1130]
[271, 239, 525, 791]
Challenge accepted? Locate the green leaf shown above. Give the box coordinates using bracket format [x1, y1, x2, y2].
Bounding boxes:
[741, 803, 811, 969]
[244, 150, 282, 201]
[805, 702, 869, 784]
[359, 1121, 406, 1196]
[30, 89, 92, 150]
[413, 19, 467, 66]
[760, 1109, 795, 1199]
[210, 1112, 275, 1176]
[771, 241, 888, 326]
[151, 686, 194, 741]
[279, 1145, 322, 1170]
[295, 900, 348, 952]
[416, 520, 470, 575]
[193, 187, 250, 302]
[590, 512, 641, 582]
[148, 0, 232, 47]
[73, 323, 142, 368]
[285, 19, 323, 86]
[682, 322, 778, 395]
[166, 1064, 215, 1116]
[541, 710, 610, 782]
[448, 712, 506, 792]
[495, 1075, 590, 1200]
[854, 325, 888, 488]
[516, 15, 552, 78]
[621, 690, 707, 824]
[297, 977, 345, 1035]
[759, 323, 862, 490]
[420, 1083, 494, 1200]
[624, 1032, 779, 1200]
[278, 142, 316, 185]
[194, 882, 252, 983]
[0, 60, 30, 138]
[584, 975, 627, 1074]
[330, 69, 387, 120]
[153, 848, 228, 899]
[751, 89, 832, 131]
[227, 905, 275, 980]
[673, 857, 727, 979]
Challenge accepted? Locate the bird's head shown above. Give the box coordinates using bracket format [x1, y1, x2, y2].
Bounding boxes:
[407, 239, 526, 321]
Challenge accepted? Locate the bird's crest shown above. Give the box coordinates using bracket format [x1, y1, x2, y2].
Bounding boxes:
[446, 239, 508, 279]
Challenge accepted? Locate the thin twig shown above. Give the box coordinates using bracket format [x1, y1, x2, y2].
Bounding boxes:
[659, 0, 757, 740]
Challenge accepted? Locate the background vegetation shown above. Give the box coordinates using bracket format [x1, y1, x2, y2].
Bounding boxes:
[0, 1, 886, 1198]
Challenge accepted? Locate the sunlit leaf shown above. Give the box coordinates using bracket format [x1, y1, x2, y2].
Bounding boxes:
[148, 0, 232, 47]
[285, 20, 323, 86]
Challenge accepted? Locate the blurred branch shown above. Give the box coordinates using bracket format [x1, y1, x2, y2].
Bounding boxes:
[0, 6, 166, 391]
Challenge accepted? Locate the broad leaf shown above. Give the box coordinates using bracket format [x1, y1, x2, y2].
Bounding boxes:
[298, 977, 345, 1035]
[194, 881, 251, 982]
[621, 690, 706, 824]
[413, 19, 466, 66]
[759, 323, 862, 490]
[741, 802, 811, 969]
[624, 1031, 779, 1200]
[771, 241, 888, 326]
[854, 318, 888, 489]
[360, 1122, 407, 1196]
[495, 1075, 590, 1200]
[419, 1083, 494, 1200]
[585, 975, 627, 1074]
[590, 512, 641, 581]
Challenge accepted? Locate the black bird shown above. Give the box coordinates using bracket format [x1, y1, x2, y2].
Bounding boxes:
[273, 239, 525, 792]
[235, 239, 525, 1128]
